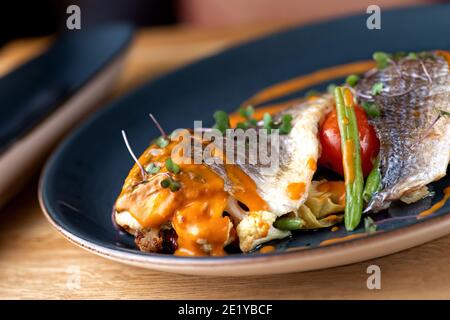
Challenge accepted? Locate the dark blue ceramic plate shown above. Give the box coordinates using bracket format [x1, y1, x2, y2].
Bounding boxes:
[40, 5, 450, 276]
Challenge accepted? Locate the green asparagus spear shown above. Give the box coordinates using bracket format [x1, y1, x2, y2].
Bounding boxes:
[363, 156, 381, 203]
[334, 87, 364, 231]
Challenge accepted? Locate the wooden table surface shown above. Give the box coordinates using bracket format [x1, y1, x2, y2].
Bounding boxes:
[1, 24, 450, 300]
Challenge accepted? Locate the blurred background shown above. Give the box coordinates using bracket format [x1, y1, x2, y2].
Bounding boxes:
[0, 0, 443, 46]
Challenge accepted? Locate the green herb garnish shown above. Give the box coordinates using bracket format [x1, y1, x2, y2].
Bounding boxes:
[407, 52, 418, 59]
[392, 51, 407, 60]
[262, 112, 293, 134]
[169, 180, 181, 192]
[236, 106, 257, 130]
[418, 51, 436, 60]
[236, 122, 250, 130]
[405, 51, 435, 60]
[279, 114, 293, 134]
[214, 107, 293, 135]
[371, 82, 383, 95]
[213, 110, 230, 134]
[160, 178, 171, 188]
[436, 108, 450, 117]
[236, 106, 257, 129]
[361, 101, 380, 118]
[160, 177, 181, 192]
[364, 216, 377, 233]
[346, 74, 360, 87]
[165, 158, 180, 174]
[327, 83, 337, 94]
[305, 89, 320, 98]
[373, 51, 390, 69]
[239, 105, 254, 119]
[145, 163, 161, 174]
[262, 113, 273, 133]
[154, 136, 169, 148]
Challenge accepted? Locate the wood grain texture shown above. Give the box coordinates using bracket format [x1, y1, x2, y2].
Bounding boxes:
[1, 24, 450, 300]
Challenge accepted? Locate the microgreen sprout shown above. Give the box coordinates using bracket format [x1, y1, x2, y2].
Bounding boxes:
[121, 130, 146, 179]
[346, 74, 360, 87]
[213, 110, 230, 134]
[373, 51, 390, 69]
[160, 177, 181, 192]
[361, 101, 380, 118]
[145, 163, 161, 174]
[371, 82, 383, 96]
[165, 158, 180, 174]
[364, 216, 377, 233]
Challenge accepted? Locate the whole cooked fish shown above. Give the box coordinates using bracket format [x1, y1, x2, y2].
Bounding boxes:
[356, 51, 450, 212]
[207, 96, 333, 217]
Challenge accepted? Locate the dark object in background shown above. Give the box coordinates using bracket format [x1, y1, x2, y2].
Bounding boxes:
[0, 1, 59, 46]
[0, 23, 133, 208]
[0, 0, 175, 47]
[0, 24, 133, 153]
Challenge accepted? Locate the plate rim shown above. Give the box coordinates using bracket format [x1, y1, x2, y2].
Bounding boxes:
[39, 183, 450, 275]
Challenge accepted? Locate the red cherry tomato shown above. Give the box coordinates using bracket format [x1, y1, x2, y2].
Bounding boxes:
[318, 106, 380, 177]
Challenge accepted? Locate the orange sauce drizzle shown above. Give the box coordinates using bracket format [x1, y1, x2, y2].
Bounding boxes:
[225, 165, 268, 211]
[286, 182, 306, 200]
[241, 60, 374, 107]
[307, 158, 317, 171]
[343, 87, 354, 107]
[436, 50, 450, 67]
[417, 186, 450, 219]
[259, 245, 275, 253]
[172, 193, 230, 256]
[115, 140, 267, 256]
[320, 233, 366, 246]
[342, 117, 349, 125]
[343, 139, 355, 184]
[322, 214, 340, 222]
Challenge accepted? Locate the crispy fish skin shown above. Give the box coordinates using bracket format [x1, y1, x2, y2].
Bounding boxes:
[208, 96, 333, 216]
[356, 52, 450, 211]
